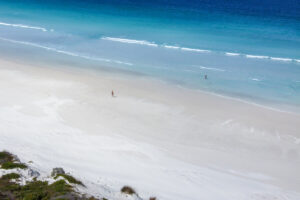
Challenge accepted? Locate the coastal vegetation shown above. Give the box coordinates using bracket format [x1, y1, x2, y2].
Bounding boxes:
[54, 173, 84, 186]
[121, 186, 136, 195]
[0, 151, 157, 200]
[0, 151, 98, 200]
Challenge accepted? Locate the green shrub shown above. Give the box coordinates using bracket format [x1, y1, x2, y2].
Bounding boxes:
[0, 151, 105, 200]
[1, 173, 20, 180]
[54, 174, 84, 186]
[19, 180, 72, 199]
[121, 186, 136, 195]
[0, 151, 14, 164]
[0, 175, 75, 199]
[1, 162, 27, 169]
[50, 179, 73, 194]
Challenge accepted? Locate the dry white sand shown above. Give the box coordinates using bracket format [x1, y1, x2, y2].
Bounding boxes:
[0, 58, 299, 200]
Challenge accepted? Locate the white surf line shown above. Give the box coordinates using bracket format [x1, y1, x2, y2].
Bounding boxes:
[0, 22, 48, 32]
[101, 37, 212, 53]
[270, 57, 293, 62]
[251, 78, 261, 82]
[163, 45, 180, 49]
[0, 37, 133, 66]
[102, 37, 158, 47]
[180, 47, 211, 53]
[225, 52, 299, 63]
[193, 65, 225, 72]
[225, 52, 240, 56]
[245, 54, 269, 59]
[101, 37, 299, 62]
[163, 45, 211, 53]
[243, 54, 299, 63]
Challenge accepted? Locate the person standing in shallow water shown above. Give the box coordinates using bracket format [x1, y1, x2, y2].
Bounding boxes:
[204, 75, 208, 80]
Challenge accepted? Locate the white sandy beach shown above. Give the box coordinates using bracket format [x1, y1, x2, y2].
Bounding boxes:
[0, 57, 300, 200]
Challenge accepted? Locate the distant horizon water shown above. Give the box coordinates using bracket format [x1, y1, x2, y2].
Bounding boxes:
[0, 0, 299, 111]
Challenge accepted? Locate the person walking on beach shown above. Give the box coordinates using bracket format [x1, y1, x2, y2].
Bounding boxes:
[111, 90, 115, 97]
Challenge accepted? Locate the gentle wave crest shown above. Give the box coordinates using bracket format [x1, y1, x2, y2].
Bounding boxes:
[195, 65, 225, 72]
[245, 54, 269, 59]
[225, 52, 299, 63]
[270, 57, 293, 62]
[163, 45, 210, 52]
[163, 45, 180, 49]
[101, 37, 299, 63]
[225, 52, 240, 56]
[0, 22, 48, 32]
[102, 37, 158, 47]
[102, 37, 211, 53]
[181, 47, 211, 53]
[0, 37, 133, 66]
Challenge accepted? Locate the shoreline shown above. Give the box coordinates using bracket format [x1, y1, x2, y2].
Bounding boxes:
[0, 38, 299, 114]
[1, 56, 300, 199]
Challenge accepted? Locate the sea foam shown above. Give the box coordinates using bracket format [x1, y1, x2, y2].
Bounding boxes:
[270, 57, 293, 62]
[163, 45, 180, 49]
[245, 54, 269, 59]
[225, 52, 240, 56]
[181, 47, 211, 53]
[251, 78, 261, 81]
[0, 22, 48, 32]
[196, 65, 225, 72]
[102, 37, 158, 47]
[101, 36, 298, 63]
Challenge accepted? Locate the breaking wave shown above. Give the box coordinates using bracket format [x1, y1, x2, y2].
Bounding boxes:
[194, 65, 225, 72]
[243, 54, 296, 62]
[101, 37, 211, 52]
[245, 54, 269, 59]
[270, 57, 293, 62]
[180, 47, 211, 53]
[0, 21, 49, 32]
[101, 37, 299, 63]
[102, 37, 158, 47]
[225, 52, 240, 56]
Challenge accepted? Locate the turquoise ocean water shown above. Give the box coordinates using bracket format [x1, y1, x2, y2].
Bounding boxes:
[0, 0, 299, 111]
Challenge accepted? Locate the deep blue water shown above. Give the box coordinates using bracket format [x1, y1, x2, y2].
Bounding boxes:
[0, 0, 299, 110]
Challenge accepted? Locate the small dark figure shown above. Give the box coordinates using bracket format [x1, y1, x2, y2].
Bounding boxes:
[204, 75, 208, 80]
[111, 90, 114, 97]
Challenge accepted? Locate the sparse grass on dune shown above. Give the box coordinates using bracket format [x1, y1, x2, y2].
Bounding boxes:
[0, 151, 15, 163]
[0, 151, 27, 170]
[54, 173, 85, 186]
[121, 186, 136, 195]
[0, 151, 158, 200]
[0, 151, 97, 200]
[1, 161, 27, 170]
[0, 176, 95, 200]
[1, 173, 20, 180]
